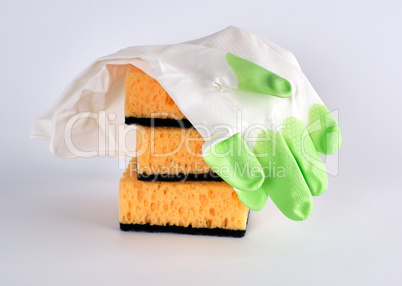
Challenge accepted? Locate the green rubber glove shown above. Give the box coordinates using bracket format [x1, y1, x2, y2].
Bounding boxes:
[202, 53, 341, 220]
[142, 43, 342, 221]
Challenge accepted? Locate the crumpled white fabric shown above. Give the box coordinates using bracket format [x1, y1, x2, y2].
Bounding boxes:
[30, 26, 311, 159]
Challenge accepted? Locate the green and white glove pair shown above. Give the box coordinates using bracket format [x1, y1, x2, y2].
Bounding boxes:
[145, 43, 342, 221]
[31, 26, 341, 221]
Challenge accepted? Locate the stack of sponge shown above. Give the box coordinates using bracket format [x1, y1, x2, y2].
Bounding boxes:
[119, 65, 249, 237]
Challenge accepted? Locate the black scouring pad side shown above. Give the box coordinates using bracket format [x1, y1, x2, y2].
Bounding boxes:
[137, 171, 223, 182]
[125, 117, 193, 128]
[120, 223, 246, 238]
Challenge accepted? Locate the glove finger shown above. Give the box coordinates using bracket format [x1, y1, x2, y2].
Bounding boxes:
[203, 132, 264, 192]
[235, 187, 268, 212]
[254, 129, 313, 221]
[307, 104, 342, 155]
[226, 53, 292, 98]
[282, 117, 328, 196]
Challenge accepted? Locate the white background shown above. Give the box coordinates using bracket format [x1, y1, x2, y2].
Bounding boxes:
[1, 0, 401, 285]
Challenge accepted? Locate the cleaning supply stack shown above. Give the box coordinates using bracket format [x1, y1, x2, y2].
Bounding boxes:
[119, 65, 249, 237]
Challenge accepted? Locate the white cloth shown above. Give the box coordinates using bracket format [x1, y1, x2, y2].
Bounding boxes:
[30, 26, 320, 159]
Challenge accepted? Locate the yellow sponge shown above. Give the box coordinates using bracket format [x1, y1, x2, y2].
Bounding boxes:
[119, 159, 249, 236]
[125, 65, 186, 120]
[136, 126, 214, 178]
